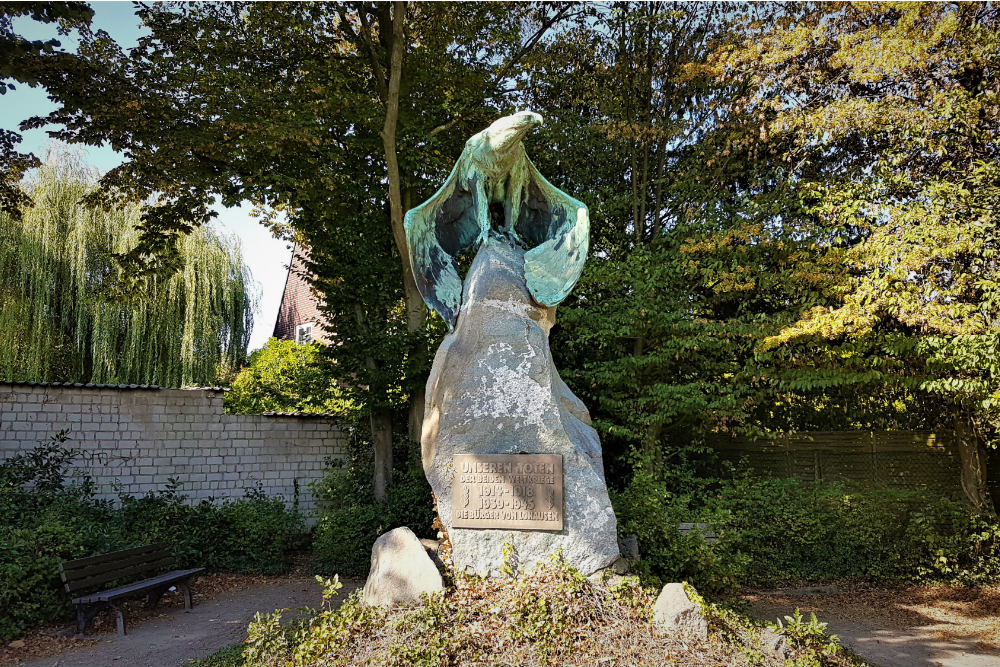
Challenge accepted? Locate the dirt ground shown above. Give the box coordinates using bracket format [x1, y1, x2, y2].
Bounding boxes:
[1, 573, 363, 667]
[745, 583, 1000, 667]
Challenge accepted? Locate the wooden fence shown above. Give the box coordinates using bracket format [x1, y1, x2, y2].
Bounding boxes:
[708, 431, 964, 497]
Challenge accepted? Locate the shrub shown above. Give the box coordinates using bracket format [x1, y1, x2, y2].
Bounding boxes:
[240, 553, 864, 667]
[312, 462, 435, 575]
[0, 432, 124, 639]
[114, 483, 305, 574]
[611, 451, 747, 593]
[704, 477, 1000, 586]
[0, 434, 307, 641]
[225, 338, 357, 416]
[613, 455, 1000, 589]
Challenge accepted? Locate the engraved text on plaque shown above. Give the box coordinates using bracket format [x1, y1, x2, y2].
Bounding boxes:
[451, 454, 563, 530]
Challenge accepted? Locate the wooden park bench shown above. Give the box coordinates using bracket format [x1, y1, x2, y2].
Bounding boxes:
[679, 522, 719, 544]
[59, 544, 204, 636]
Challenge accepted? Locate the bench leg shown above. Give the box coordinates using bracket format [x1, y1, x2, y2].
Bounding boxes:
[145, 586, 167, 609]
[75, 605, 100, 638]
[178, 581, 193, 610]
[75, 607, 88, 638]
[111, 603, 126, 636]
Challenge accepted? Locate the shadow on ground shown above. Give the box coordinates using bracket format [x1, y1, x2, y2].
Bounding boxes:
[748, 585, 1000, 667]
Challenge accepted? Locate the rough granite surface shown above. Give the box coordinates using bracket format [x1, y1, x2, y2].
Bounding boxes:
[421, 240, 620, 577]
[362, 527, 444, 607]
[652, 583, 709, 639]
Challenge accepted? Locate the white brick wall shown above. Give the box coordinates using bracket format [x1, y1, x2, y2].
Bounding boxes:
[0, 383, 349, 520]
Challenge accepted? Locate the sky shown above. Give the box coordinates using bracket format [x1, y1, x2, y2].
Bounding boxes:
[2, 1, 293, 352]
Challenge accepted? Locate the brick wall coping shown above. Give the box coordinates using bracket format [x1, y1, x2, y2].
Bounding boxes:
[0, 380, 227, 392]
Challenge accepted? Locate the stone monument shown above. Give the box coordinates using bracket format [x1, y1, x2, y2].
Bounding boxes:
[404, 111, 620, 577]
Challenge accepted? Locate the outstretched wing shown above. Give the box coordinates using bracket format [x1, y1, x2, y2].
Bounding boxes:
[403, 161, 484, 330]
[516, 160, 590, 307]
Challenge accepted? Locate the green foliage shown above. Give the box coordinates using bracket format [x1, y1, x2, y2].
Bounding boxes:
[0, 1, 94, 217]
[507, 552, 590, 662]
[189, 643, 247, 667]
[0, 431, 120, 639]
[706, 478, 1000, 587]
[610, 450, 747, 593]
[246, 577, 384, 667]
[386, 593, 463, 667]
[777, 609, 844, 667]
[115, 483, 304, 575]
[614, 458, 1000, 590]
[311, 462, 435, 575]
[241, 552, 661, 667]
[225, 338, 357, 416]
[0, 152, 254, 386]
[0, 434, 305, 641]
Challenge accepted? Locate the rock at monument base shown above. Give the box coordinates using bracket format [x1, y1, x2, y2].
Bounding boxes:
[652, 583, 708, 639]
[618, 535, 640, 563]
[760, 627, 789, 660]
[421, 242, 620, 577]
[362, 527, 444, 608]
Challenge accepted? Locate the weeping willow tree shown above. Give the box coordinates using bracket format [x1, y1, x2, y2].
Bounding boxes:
[0, 151, 255, 386]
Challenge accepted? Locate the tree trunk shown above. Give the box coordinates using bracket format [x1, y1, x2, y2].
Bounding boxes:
[404, 187, 427, 444]
[956, 417, 995, 515]
[379, 1, 408, 317]
[378, 1, 427, 450]
[371, 406, 394, 501]
[365, 1, 407, 501]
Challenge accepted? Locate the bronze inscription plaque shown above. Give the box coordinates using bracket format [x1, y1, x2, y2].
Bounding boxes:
[451, 454, 563, 530]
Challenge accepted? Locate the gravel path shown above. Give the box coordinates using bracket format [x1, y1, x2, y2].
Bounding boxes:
[750, 588, 1000, 667]
[16, 576, 361, 667]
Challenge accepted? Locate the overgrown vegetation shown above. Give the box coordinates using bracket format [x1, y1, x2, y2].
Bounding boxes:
[311, 457, 435, 575]
[229, 554, 862, 667]
[0, 433, 305, 641]
[613, 451, 1000, 593]
[225, 337, 356, 416]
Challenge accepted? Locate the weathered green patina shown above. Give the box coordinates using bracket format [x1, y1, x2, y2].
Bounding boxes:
[403, 111, 590, 329]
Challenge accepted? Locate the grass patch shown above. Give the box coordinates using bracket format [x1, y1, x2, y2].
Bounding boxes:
[189, 642, 245, 667]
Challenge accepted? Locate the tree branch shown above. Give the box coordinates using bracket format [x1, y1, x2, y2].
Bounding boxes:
[428, 4, 580, 138]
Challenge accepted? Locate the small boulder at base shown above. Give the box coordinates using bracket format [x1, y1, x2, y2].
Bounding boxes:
[362, 527, 444, 608]
[652, 583, 708, 639]
[760, 627, 789, 660]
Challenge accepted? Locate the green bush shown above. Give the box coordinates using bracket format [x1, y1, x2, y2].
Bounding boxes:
[611, 452, 747, 593]
[0, 432, 124, 639]
[0, 434, 306, 641]
[613, 451, 1000, 589]
[224, 338, 357, 416]
[312, 462, 435, 575]
[703, 477, 1000, 586]
[114, 483, 304, 574]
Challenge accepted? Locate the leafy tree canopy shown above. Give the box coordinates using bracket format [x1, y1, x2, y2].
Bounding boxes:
[0, 1, 94, 217]
[225, 338, 356, 417]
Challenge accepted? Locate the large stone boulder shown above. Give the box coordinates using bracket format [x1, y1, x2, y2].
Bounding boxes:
[362, 527, 444, 607]
[420, 241, 620, 577]
[652, 583, 709, 639]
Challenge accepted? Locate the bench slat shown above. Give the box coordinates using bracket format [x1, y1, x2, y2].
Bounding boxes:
[59, 544, 165, 573]
[71, 568, 204, 605]
[63, 556, 177, 594]
[61, 547, 172, 583]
